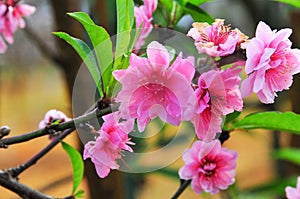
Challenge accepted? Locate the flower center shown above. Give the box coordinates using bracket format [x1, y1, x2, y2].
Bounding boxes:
[142, 83, 166, 101]
[199, 160, 216, 176]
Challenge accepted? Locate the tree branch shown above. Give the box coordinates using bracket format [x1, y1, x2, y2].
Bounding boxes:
[8, 128, 74, 178]
[216, 48, 247, 68]
[0, 170, 55, 199]
[0, 105, 116, 148]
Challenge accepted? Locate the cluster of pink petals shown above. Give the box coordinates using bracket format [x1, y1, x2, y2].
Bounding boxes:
[241, 21, 300, 104]
[179, 140, 237, 194]
[133, 0, 157, 52]
[0, 0, 35, 53]
[286, 176, 300, 199]
[187, 19, 245, 57]
[113, 41, 196, 132]
[192, 67, 243, 141]
[83, 112, 134, 178]
[39, 109, 71, 129]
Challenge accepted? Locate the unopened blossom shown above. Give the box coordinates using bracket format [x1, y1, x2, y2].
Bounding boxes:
[39, 109, 71, 129]
[286, 176, 300, 199]
[241, 21, 300, 104]
[134, 0, 157, 51]
[113, 41, 196, 132]
[188, 19, 246, 57]
[84, 112, 134, 178]
[192, 67, 243, 141]
[0, 0, 35, 53]
[179, 140, 238, 194]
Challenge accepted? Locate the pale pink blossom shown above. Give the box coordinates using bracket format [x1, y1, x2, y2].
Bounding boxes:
[192, 67, 243, 141]
[179, 140, 238, 194]
[241, 21, 300, 104]
[286, 176, 300, 199]
[187, 19, 244, 57]
[113, 41, 196, 132]
[134, 0, 157, 51]
[39, 109, 71, 129]
[83, 112, 134, 178]
[0, 0, 35, 53]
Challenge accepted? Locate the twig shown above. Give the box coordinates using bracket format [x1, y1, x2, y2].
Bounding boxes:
[0, 170, 55, 199]
[8, 128, 74, 178]
[0, 105, 115, 148]
[216, 48, 247, 68]
[171, 180, 191, 199]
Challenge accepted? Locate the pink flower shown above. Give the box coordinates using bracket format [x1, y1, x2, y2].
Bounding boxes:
[39, 109, 71, 129]
[83, 112, 134, 178]
[187, 19, 244, 57]
[113, 41, 196, 132]
[179, 140, 238, 194]
[134, 0, 157, 51]
[192, 67, 243, 141]
[286, 176, 300, 199]
[241, 21, 300, 104]
[0, 0, 35, 53]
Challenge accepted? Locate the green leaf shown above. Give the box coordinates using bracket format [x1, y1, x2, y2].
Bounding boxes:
[170, 2, 185, 25]
[61, 141, 84, 194]
[186, 0, 212, 5]
[273, 148, 300, 165]
[67, 12, 113, 96]
[183, 3, 214, 23]
[230, 111, 300, 134]
[274, 0, 300, 8]
[225, 111, 241, 124]
[159, 0, 174, 12]
[53, 32, 102, 96]
[74, 189, 84, 198]
[115, 0, 134, 59]
[107, 0, 134, 98]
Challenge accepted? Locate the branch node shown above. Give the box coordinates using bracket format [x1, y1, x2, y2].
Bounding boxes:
[0, 126, 11, 139]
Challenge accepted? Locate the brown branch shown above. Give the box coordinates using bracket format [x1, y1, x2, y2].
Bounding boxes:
[0, 170, 55, 199]
[0, 105, 116, 148]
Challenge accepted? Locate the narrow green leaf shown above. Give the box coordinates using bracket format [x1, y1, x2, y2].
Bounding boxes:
[183, 3, 214, 23]
[107, 0, 134, 97]
[74, 189, 84, 198]
[159, 0, 174, 12]
[53, 32, 102, 96]
[61, 141, 84, 194]
[274, 0, 300, 8]
[115, 0, 135, 59]
[273, 148, 300, 165]
[186, 0, 212, 5]
[67, 12, 113, 96]
[230, 111, 300, 134]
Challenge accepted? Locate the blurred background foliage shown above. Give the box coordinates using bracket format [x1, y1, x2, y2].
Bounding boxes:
[1, 0, 300, 198]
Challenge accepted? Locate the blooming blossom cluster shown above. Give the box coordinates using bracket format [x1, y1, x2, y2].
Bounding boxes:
[83, 112, 134, 178]
[0, 0, 35, 53]
[78, 5, 300, 195]
[241, 21, 300, 103]
[179, 140, 237, 194]
[187, 19, 247, 57]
